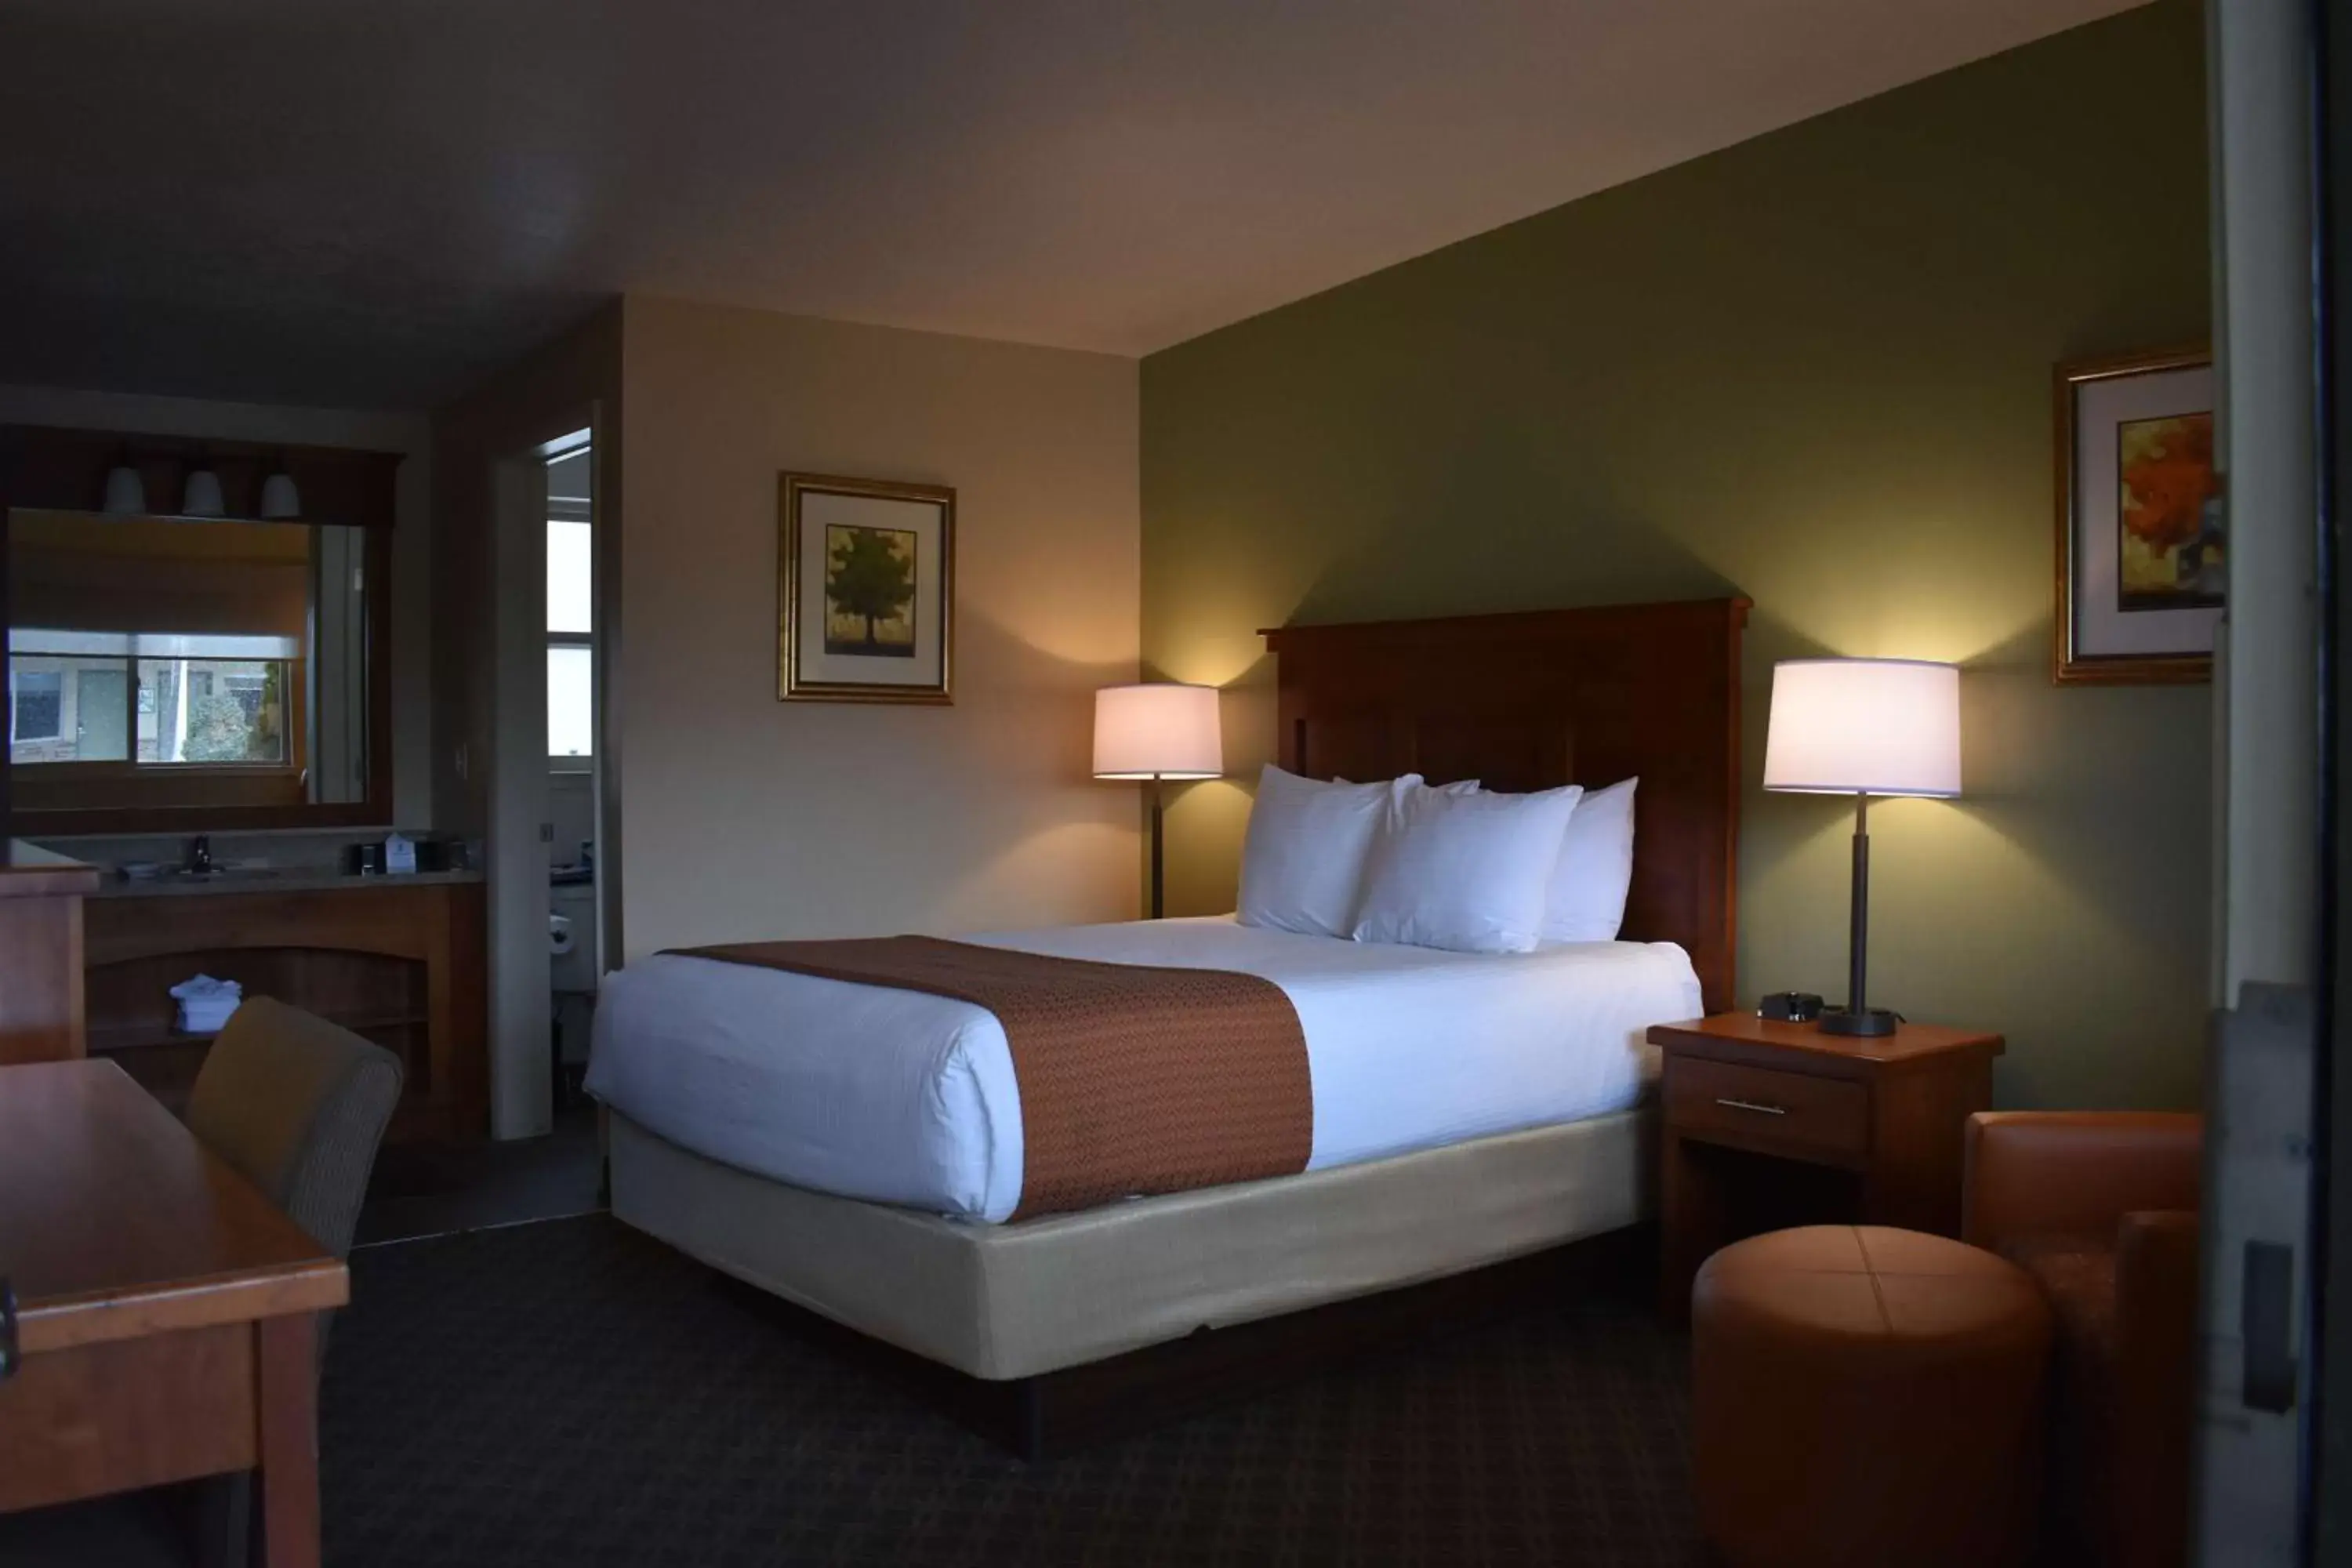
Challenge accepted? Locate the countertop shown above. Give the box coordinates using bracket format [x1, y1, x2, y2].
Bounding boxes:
[91, 868, 485, 899]
[0, 840, 102, 897]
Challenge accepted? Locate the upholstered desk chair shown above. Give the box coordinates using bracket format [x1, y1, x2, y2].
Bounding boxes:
[1963, 1110, 2203, 1568]
[180, 998, 402, 1564]
[188, 996, 405, 1268]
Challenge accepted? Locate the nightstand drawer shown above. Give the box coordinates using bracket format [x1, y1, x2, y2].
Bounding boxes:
[1666, 1057, 1868, 1163]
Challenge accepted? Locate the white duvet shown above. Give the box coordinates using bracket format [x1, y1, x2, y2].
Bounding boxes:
[586, 916, 1700, 1223]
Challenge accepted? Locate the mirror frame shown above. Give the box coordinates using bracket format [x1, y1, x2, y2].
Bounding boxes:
[0, 424, 401, 837]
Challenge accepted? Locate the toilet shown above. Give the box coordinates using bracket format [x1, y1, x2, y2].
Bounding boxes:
[550, 883, 599, 1096]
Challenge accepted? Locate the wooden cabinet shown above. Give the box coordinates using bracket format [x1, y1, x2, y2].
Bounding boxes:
[1650, 1013, 2002, 1322]
[0, 842, 99, 1064]
[82, 877, 487, 1142]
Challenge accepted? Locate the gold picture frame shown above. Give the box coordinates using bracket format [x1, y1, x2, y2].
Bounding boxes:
[778, 471, 956, 704]
[2053, 344, 2219, 686]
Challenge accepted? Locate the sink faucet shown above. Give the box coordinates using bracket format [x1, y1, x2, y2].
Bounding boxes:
[186, 835, 212, 875]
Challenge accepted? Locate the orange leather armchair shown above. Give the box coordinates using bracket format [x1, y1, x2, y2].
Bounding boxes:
[1962, 1111, 2202, 1568]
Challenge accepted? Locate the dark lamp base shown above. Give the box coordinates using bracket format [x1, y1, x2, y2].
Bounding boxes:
[1818, 1007, 1900, 1038]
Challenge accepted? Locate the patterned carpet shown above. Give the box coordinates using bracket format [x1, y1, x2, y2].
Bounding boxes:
[322, 1214, 1704, 1566]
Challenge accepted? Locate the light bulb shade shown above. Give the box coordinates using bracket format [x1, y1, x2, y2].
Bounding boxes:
[101, 463, 147, 516]
[258, 470, 301, 519]
[1093, 683, 1221, 779]
[1762, 658, 1961, 798]
[181, 467, 227, 518]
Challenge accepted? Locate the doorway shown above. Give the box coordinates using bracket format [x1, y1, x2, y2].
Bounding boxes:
[481, 424, 604, 1144]
[358, 423, 606, 1243]
[485, 424, 605, 1136]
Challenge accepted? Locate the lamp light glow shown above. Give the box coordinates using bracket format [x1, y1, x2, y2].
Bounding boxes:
[1763, 658, 1961, 799]
[1092, 683, 1222, 780]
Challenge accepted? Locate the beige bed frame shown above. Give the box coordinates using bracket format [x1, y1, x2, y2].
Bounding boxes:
[612, 1105, 1653, 1382]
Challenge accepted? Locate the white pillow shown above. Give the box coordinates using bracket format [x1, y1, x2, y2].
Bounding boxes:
[1351, 782, 1583, 954]
[1541, 776, 1638, 942]
[1236, 766, 1408, 938]
[1349, 775, 1480, 815]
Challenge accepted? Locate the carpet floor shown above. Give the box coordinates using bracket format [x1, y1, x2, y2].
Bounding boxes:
[320, 1214, 1704, 1566]
[353, 1099, 605, 1246]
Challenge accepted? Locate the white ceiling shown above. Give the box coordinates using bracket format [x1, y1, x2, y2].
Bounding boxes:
[0, 0, 2142, 410]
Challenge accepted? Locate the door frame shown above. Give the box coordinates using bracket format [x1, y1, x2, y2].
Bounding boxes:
[486, 416, 601, 1139]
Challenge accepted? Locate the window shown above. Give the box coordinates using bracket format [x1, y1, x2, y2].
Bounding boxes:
[548, 517, 592, 636]
[546, 443, 594, 760]
[137, 657, 289, 764]
[10, 670, 61, 744]
[77, 667, 129, 760]
[548, 644, 593, 757]
[10, 631, 295, 769]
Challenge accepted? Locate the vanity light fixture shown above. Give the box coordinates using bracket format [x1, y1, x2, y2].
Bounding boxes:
[100, 448, 146, 516]
[181, 456, 227, 518]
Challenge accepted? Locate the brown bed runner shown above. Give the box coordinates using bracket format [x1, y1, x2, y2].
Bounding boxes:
[670, 936, 1313, 1220]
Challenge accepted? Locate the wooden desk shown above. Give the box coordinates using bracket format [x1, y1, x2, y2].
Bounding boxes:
[0, 1058, 346, 1566]
[1650, 1014, 2002, 1321]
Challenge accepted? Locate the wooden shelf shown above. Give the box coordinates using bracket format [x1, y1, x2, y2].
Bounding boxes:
[87, 1011, 429, 1056]
[81, 880, 487, 1142]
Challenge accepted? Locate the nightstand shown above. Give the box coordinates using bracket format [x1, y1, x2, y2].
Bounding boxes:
[1650, 1013, 2002, 1320]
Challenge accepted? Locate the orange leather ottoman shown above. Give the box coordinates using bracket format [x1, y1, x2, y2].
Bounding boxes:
[1691, 1225, 2053, 1568]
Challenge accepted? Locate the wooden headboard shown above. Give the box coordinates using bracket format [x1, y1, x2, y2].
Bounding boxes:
[1261, 597, 1749, 1014]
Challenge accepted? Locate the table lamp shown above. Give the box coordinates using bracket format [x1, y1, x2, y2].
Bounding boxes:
[1094, 682, 1222, 919]
[1762, 658, 1961, 1036]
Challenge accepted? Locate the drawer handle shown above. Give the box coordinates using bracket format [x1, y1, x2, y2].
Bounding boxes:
[1714, 1097, 1788, 1116]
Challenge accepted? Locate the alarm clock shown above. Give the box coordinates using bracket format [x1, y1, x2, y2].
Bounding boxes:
[1759, 991, 1825, 1023]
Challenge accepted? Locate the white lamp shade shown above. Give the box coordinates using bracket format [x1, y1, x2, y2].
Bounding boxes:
[101, 463, 147, 516]
[1094, 683, 1222, 779]
[1762, 658, 1961, 798]
[258, 470, 302, 519]
[181, 467, 226, 518]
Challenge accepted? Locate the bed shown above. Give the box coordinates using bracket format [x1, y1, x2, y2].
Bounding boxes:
[594, 595, 1748, 1451]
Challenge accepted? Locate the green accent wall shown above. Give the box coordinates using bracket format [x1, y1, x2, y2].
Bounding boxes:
[1140, 0, 2211, 1109]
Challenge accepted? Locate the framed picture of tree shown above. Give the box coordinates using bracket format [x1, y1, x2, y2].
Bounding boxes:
[778, 471, 956, 702]
[2053, 345, 2220, 684]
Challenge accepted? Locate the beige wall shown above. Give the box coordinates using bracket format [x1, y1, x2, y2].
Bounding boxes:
[1141, 0, 2212, 1110]
[0, 383, 435, 830]
[615, 296, 1140, 959]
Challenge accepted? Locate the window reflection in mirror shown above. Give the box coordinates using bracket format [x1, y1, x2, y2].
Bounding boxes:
[6, 510, 373, 816]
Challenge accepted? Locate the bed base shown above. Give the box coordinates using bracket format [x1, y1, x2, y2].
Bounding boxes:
[720, 1221, 1656, 1460]
[610, 1108, 1657, 1458]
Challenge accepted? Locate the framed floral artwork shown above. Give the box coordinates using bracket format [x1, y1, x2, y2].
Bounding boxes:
[778, 471, 955, 703]
[2053, 345, 2220, 684]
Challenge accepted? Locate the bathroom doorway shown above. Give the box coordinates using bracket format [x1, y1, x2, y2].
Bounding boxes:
[360, 423, 606, 1243]
[481, 422, 608, 1143]
[543, 439, 601, 1109]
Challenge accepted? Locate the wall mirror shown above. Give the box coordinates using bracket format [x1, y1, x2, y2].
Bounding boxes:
[2, 428, 398, 834]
